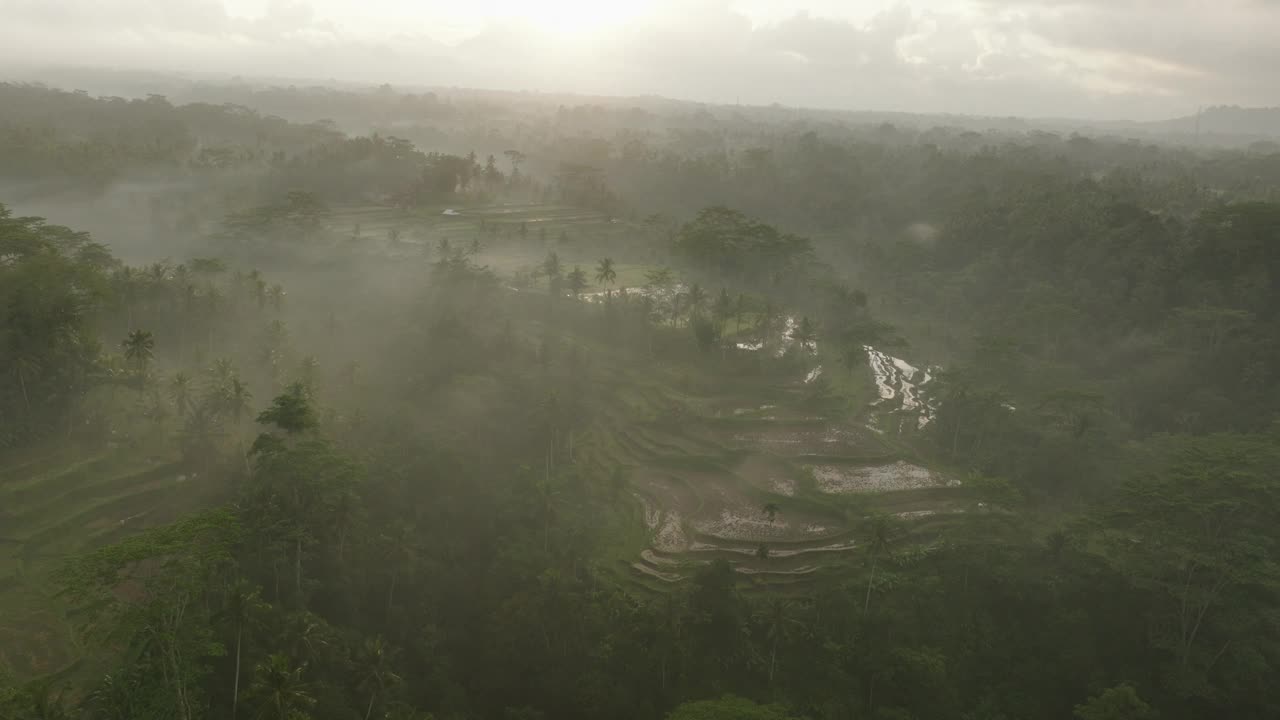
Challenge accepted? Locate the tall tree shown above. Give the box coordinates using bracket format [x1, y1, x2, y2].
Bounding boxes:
[566, 266, 588, 298]
[595, 257, 617, 290]
[248, 654, 314, 720]
[122, 329, 155, 375]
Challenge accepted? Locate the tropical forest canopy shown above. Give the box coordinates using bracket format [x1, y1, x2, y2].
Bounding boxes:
[2, 76, 1280, 720]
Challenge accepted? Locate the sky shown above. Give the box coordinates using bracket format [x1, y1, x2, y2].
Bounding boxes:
[1, 0, 1278, 121]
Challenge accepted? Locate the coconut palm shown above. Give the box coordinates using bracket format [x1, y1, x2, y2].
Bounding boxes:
[142, 389, 170, 427]
[713, 288, 733, 327]
[223, 378, 253, 425]
[541, 251, 563, 283]
[253, 278, 267, 310]
[122, 329, 155, 374]
[762, 503, 780, 522]
[790, 316, 817, 354]
[595, 257, 617, 291]
[169, 372, 194, 417]
[87, 669, 140, 720]
[686, 284, 707, 322]
[734, 293, 749, 335]
[863, 513, 902, 614]
[357, 636, 403, 720]
[13, 351, 40, 416]
[223, 377, 254, 472]
[268, 284, 286, 311]
[297, 356, 321, 395]
[248, 654, 313, 720]
[566, 266, 589, 298]
[758, 599, 801, 689]
[222, 580, 267, 720]
[208, 357, 236, 386]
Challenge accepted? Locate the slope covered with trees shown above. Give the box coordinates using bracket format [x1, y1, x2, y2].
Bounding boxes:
[2, 79, 1280, 720]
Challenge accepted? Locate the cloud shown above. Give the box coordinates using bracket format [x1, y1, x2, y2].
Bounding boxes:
[0, 0, 1276, 120]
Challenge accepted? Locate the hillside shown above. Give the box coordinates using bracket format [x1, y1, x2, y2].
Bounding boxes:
[2, 77, 1280, 720]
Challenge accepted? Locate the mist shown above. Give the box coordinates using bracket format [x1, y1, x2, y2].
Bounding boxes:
[4, 3, 1280, 720]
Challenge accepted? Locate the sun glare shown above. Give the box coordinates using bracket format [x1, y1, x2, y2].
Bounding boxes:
[487, 0, 655, 36]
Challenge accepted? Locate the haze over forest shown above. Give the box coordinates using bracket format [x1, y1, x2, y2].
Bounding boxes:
[3, 2, 1280, 720]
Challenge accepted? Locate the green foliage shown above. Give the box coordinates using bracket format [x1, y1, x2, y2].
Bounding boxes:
[8, 78, 1280, 720]
[675, 207, 811, 282]
[1074, 684, 1158, 720]
[0, 204, 111, 446]
[60, 510, 241, 720]
[667, 695, 801, 720]
[256, 382, 318, 436]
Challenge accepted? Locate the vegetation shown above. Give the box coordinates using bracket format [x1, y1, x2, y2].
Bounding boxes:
[3, 76, 1280, 720]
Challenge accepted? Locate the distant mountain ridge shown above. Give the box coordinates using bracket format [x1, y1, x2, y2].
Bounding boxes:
[1145, 105, 1280, 139]
[4, 63, 1280, 146]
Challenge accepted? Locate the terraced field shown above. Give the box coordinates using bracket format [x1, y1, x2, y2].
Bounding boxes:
[0, 444, 216, 678]
[331, 202, 659, 288]
[0, 201, 970, 675]
[572, 327, 976, 593]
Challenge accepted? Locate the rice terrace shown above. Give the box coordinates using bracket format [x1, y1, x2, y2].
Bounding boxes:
[4, 67, 1278, 720]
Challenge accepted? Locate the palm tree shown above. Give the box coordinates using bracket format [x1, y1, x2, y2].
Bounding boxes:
[358, 636, 402, 720]
[169, 372, 194, 417]
[209, 357, 236, 386]
[566, 266, 588, 298]
[863, 514, 901, 614]
[755, 544, 770, 560]
[595, 257, 617, 294]
[116, 266, 139, 329]
[541, 251, 563, 284]
[758, 599, 799, 690]
[734, 293, 749, 335]
[283, 612, 330, 666]
[713, 288, 733, 327]
[756, 302, 778, 344]
[297, 356, 321, 395]
[223, 581, 267, 720]
[762, 503, 780, 522]
[88, 669, 139, 720]
[790, 316, 817, 355]
[268, 284, 286, 311]
[248, 654, 313, 720]
[223, 377, 254, 472]
[686, 283, 707, 322]
[13, 351, 40, 417]
[143, 389, 170, 427]
[253, 278, 267, 310]
[122, 329, 155, 374]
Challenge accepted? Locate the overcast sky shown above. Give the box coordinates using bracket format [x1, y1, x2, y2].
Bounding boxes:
[2, 0, 1277, 121]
